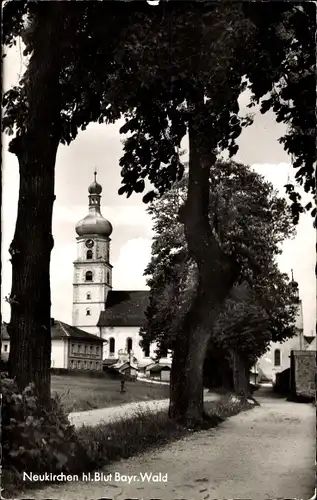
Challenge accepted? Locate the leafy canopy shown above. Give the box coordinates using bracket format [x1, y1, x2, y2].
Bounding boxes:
[3, 2, 316, 222]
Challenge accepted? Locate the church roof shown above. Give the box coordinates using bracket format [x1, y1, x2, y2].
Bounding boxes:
[1, 321, 104, 343]
[97, 290, 149, 327]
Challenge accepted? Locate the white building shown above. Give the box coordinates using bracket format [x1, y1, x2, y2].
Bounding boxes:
[72, 173, 171, 369]
[1, 319, 105, 370]
[256, 280, 306, 383]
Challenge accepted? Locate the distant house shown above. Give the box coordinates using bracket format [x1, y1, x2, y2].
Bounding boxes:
[1, 319, 106, 371]
[145, 363, 171, 382]
[256, 280, 315, 383]
[104, 349, 139, 379]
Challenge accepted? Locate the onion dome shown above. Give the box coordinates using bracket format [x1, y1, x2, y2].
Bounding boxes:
[75, 171, 113, 237]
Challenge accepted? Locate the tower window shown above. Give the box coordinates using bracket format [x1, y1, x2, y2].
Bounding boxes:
[86, 250, 93, 260]
[85, 271, 93, 281]
[109, 337, 115, 355]
[126, 337, 133, 354]
[86, 292, 91, 300]
[86, 308, 91, 316]
[274, 349, 281, 367]
[107, 271, 110, 284]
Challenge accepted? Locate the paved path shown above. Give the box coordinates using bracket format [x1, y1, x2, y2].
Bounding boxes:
[69, 390, 220, 428]
[22, 388, 315, 499]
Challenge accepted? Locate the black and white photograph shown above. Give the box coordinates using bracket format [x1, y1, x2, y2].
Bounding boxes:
[1, 1, 316, 499]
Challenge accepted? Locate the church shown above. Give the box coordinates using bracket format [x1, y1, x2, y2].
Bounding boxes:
[72, 172, 170, 369]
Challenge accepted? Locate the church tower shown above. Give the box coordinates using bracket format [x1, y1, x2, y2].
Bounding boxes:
[72, 172, 113, 334]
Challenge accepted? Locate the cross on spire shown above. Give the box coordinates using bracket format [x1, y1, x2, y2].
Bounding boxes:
[291, 269, 294, 281]
[94, 167, 97, 182]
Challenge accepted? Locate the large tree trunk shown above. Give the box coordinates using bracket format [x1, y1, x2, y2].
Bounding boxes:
[7, 4, 64, 404]
[169, 91, 240, 424]
[231, 350, 250, 398]
[169, 289, 222, 424]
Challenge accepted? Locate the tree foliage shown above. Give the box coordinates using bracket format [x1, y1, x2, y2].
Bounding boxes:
[3, 2, 316, 219]
[140, 160, 297, 362]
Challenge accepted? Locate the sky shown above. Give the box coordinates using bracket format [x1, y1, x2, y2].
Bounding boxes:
[2, 44, 316, 336]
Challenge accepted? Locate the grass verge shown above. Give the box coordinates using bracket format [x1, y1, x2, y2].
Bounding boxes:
[3, 394, 256, 498]
[51, 374, 170, 412]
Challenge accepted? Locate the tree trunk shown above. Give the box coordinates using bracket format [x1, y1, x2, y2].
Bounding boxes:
[231, 350, 250, 398]
[169, 91, 240, 424]
[7, 4, 64, 404]
[220, 356, 234, 391]
[169, 290, 221, 424]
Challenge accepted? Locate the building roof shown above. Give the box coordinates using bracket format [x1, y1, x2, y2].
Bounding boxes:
[1, 321, 105, 343]
[103, 358, 119, 366]
[305, 336, 316, 351]
[97, 290, 149, 327]
[149, 364, 171, 373]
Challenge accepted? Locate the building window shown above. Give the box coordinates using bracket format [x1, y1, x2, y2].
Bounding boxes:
[85, 271, 93, 282]
[109, 337, 115, 355]
[86, 292, 91, 300]
[96, 346, 100, 355]
[84, 361, 87, 369]
[126, 337, 133, 354]
[86, 250, 93, 260]
[78, 344, 81, 353]
[78, 361, 82, 369]
[4, 344, 8, 352]
[84, 345, 87, 354]
[70, 360, 74, 369]
[107, 271, 110, 284]
[143, 343, 150, 357]
[86, 308, 91, 316]
[90, 345, 93, 354]
[274, 349, 281, 366]
[71, 343, 75, 352]
[90, 361, 93, 370]
[96, 363, 99, 370]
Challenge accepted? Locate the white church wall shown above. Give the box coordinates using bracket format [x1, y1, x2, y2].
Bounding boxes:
[257, 335, 302, 382]
[101, 326, 172, 367]
[101, 326, 155, 361]
[256, 299, 304, 383]
[101, 326, 144, 359]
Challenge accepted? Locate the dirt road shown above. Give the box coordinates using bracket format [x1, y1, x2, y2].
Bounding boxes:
[20, 388, 315, 500]
[68, 390, 220, 428]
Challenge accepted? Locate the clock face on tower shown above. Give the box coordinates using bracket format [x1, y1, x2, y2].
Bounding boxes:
[85, 239, 94, 248]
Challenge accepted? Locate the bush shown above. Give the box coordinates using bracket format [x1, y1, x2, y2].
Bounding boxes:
[1, 375, 85, 481]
